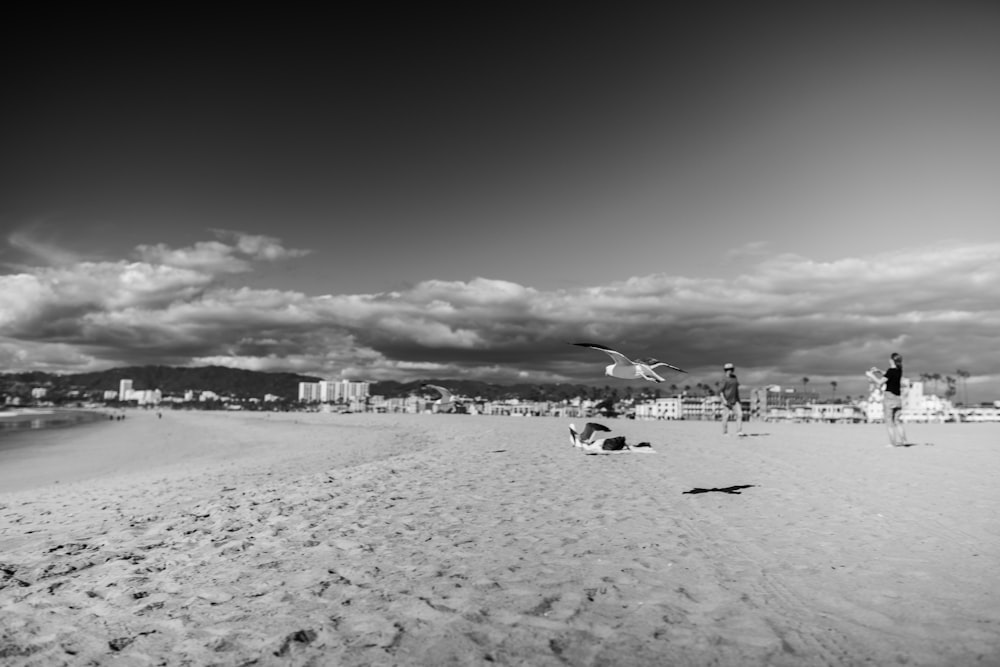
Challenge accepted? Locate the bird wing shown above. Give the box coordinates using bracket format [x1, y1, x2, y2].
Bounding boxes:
[640, 358, 687, 373]
[636, 367, 665, 383]
[572, 342, 634, 365]
[422, 384, 454, 401]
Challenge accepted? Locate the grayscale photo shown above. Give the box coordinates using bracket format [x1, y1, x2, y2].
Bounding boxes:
[2, 4, 999, 665]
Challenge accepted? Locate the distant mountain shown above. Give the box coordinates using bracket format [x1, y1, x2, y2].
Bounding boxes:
[370, 379, 637, 402]
[0, 365, 322, 400]
[1, 366, 665, 402]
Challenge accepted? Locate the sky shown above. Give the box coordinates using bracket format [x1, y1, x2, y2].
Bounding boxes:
[2, 5, 999, 401]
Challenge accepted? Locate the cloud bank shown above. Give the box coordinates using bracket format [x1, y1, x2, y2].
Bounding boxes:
[2, 230, 997, 399]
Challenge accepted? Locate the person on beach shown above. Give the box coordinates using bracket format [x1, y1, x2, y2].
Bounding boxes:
[720, 363, 744, 436]
[866, 352, 908, 447]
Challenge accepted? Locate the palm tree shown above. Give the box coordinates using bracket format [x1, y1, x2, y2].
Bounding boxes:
[801, 377, 809, 397]
[830, 380, 838, 402]
[956, 369, 970, 405]
[945, 376, 957, 401]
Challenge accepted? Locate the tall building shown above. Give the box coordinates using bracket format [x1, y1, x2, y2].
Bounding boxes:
[298, 380, 370, 403]
[119, 379, 133, 400]
[298, 382, 322, 402]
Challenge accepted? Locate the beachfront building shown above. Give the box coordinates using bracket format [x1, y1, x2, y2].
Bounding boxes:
[31, 387, 48, 399]
[681, 396, 710, 420]
[634, 397, 682, 420]
[298, 382, 322, 403]
[478, 399, 551, 417]
[375, 395, 425, 413]
[751, 386, 821, 418]
[858, 379, 960, 423]
[959, 405, 1000, 422]
[901, 381, 956, 422]
[758, 398, 864, 423]
[127, 389, 160, 406]
[548, 401, 591, 419]
[111, 379, 162, 405]
[298, 380, 371, 404]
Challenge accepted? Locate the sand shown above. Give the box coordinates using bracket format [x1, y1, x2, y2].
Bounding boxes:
[1, 411, 999, 666]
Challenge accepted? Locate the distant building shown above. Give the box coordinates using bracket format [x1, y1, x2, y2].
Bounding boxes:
[634, 397, 682, 420]
[298, 380, 370, 403]
[901, 381, 955, 422]
[31, 387, 48, 399]
[298, 382, 319, 402]
[136, 389, 162, 406]
[119, 379, 133, 400]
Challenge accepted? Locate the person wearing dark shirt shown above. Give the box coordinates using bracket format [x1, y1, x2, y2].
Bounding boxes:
[720, 363, 744, 436]
[867, 352, 908, 446]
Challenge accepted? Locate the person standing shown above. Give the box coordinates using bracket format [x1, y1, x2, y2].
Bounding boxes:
[720, 363, 744, 436]
[866, 352, 908, 447]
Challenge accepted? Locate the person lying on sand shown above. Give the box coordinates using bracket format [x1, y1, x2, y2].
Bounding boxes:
[568, 422, 655, 453]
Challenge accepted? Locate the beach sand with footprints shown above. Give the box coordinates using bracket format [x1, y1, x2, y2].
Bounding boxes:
[2, 411, 999, 665]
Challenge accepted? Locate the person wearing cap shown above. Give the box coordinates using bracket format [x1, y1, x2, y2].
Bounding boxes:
[720, 363, 744, 436]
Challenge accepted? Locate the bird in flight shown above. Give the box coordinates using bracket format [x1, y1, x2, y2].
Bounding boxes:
[422, 384, 456, 412]
[572, 343, 686, 383]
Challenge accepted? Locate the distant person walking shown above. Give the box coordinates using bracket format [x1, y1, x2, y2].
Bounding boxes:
[866, 352, 908, 447]
[720, 363, 744, 436]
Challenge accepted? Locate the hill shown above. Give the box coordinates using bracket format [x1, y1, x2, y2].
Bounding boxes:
[0, 366, 322, 401]
[1, 367, 683, 403]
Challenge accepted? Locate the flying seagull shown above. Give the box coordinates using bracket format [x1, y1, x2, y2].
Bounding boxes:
[422, 384, 456, 412]
[572, 342, 686, 383]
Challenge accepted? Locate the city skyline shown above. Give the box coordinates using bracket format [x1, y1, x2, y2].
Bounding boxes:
[2, 5, 999, 400]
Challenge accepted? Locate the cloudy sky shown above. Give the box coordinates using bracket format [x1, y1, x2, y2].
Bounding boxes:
[2, 5, 999, 401]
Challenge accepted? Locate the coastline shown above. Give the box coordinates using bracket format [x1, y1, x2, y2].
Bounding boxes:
[1, 412, 998, 665]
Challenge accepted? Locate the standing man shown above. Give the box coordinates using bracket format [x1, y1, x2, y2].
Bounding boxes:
[721, 363, 744, 436]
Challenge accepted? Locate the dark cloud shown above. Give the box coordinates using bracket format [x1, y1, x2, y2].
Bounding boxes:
[1, 234, 998, 398]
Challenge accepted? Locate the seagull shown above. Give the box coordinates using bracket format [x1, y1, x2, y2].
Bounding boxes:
[422, 384, 456, 412]
[572, 343, 686, 383]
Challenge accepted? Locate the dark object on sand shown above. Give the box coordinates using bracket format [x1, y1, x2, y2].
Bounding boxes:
[683, 485, 756, 495]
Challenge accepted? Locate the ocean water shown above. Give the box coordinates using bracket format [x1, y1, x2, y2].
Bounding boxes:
[0, 409, 111, 452]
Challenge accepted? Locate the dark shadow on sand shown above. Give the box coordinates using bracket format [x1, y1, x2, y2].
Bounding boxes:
[683, 485, 756, 495]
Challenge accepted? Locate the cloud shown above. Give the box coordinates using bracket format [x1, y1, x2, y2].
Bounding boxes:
[5, 226, 83, 268]
[134, 241, 252, 274]
[210, 229, 311, 262]
[134, 229, 311, 273]
[1, 236, 998, 398]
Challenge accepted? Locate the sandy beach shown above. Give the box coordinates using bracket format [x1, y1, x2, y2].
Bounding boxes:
[1, 411, 999, 666]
